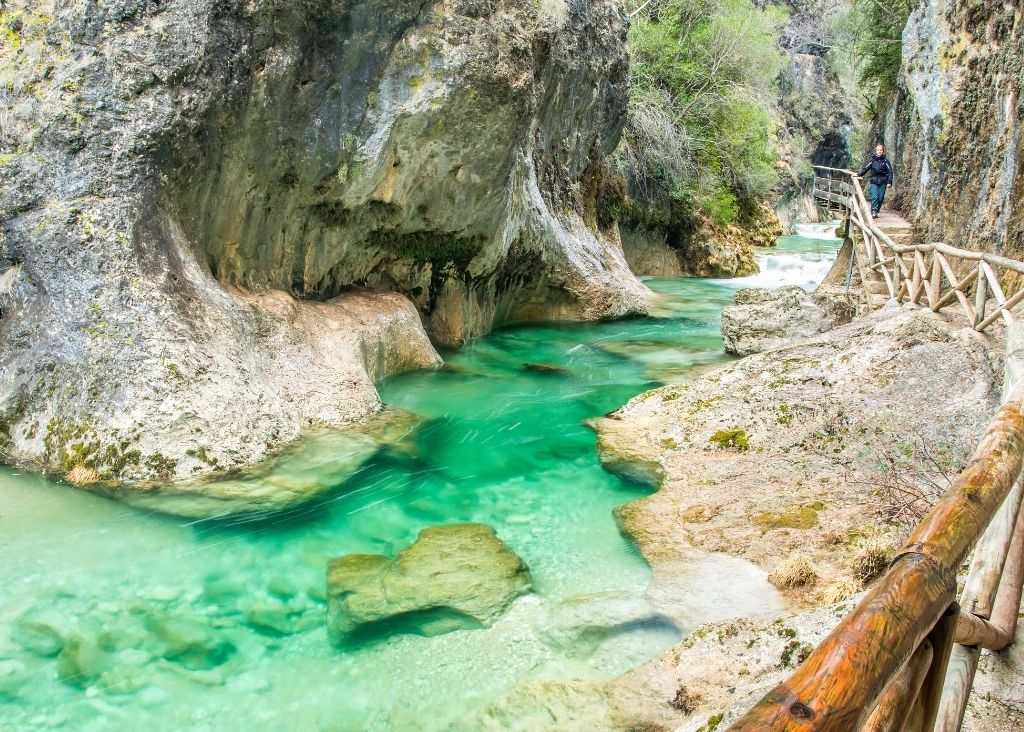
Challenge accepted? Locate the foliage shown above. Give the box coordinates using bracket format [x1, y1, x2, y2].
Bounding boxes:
[619, 0, 786, 226]
[840, 0, 915, 102]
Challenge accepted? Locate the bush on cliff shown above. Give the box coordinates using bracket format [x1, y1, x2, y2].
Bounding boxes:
[840, 0, 915, 103]
[615, 0, 787, 228]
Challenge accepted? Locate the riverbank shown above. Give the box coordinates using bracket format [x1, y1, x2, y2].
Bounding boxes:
[478, 299, 1015, 731]
[542, 298, 1024, 732]
[1, 236, 838, 730]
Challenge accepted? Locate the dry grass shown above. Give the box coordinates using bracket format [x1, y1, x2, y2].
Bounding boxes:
[769, 554, 819, 590]
[817, 578, 858, 604]
[66, 466, 100, 485]
[853, 538, 895, 587]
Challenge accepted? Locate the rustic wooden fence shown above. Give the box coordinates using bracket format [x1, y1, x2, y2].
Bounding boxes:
[813, 166, 1024, 331]
[725, 169, 1024, 730]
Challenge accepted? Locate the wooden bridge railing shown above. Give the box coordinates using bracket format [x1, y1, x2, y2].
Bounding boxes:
[724, 171, 1024, 731]
[812, 166, 1024, 332]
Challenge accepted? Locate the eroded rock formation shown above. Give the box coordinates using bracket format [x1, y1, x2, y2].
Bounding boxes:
[720, 284, 855, 355]
[0, 0, 648, 482]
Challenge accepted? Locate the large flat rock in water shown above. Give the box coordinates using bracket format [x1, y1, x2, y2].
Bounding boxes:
[720, 285, 855, 356]
[327, 524, 531, 644]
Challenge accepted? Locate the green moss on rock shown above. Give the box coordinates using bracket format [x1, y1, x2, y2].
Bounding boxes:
[753, 504, 820, 531]
[708, 428, 749, 451]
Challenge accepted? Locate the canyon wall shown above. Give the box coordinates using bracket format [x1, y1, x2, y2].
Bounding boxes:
[880, 0, 1022, 265]
[773, 0, 854, 230]
[0, 0, 647, 482]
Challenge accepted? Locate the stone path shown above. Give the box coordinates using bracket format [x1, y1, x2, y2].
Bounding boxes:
[874, 207, 913, 245]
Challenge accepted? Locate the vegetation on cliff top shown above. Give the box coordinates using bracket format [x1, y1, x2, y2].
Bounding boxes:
[613, 0, 787, 228]
[843, 0, 915, 104]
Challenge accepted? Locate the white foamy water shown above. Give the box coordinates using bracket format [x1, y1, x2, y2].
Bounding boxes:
[793, 222, 843, 240]
[722, 253, 836, 290]
[711, 223, 842, 291]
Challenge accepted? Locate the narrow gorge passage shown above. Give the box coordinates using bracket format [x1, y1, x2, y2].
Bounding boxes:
[0, 233, 839, 730]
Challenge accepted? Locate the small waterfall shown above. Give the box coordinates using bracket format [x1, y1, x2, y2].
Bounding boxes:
[794, 221, 841, 239]
[710, 223, 842, 291]
[722, 254, 836, 290]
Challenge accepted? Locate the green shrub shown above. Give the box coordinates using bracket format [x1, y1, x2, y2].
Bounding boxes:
[839, 0, 915, 101]
[620, 0, 787, 226]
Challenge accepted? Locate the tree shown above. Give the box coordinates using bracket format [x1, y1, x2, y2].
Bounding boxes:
[619, 0, 787, 225]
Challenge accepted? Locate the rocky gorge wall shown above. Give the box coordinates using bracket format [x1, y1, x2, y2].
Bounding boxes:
[0, 0, 648, 483]
[772, 0, 853, 230]
[879, 0, 1022, 269]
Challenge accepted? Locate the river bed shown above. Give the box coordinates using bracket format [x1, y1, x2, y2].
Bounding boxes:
[0, 228, 840, 731]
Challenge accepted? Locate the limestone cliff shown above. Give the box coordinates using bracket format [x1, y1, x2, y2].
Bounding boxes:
[878, 0, 1022, 269]
[0, 0, 648, 482]
[771, 0, 853, 230]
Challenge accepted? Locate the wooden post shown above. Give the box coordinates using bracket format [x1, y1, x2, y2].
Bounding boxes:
[929, 253, 942, 309]
[918, 603, 960, 731]
[960, 480, 1024, 618]
[844, 214, 855, 292]
[934, 645, 980, 732]
[911, 251, 926, 305]
[862, 639, 934, 732]
[980, 262, 1013, 327]
[974, 266, 989, 328]
[987, 502, 1024, 647]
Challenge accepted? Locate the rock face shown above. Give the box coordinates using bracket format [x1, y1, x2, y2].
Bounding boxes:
[326, 523, 531, 644]
[0, 0, 647, 482]
[772, 0, 854, 231]
[616, 196, 777, 279]
[879, 0, 1022, 265]
[720, 285, 856, 355]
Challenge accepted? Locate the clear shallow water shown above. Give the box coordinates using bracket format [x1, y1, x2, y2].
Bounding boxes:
[0, 234, 839, 731]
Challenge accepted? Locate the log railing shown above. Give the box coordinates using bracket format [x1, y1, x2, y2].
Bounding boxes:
[724, 172, 1024, 731]
[812, 166, 1024, 332]
[730, 325, 1024, 731]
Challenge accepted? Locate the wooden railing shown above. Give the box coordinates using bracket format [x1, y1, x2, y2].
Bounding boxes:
[724, 172, 1024, 730]
[812, 167, 1024, 332]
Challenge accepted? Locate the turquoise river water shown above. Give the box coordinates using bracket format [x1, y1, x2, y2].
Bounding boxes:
[0, 230, 839, 731]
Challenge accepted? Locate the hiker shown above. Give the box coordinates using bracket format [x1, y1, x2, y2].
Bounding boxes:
[859, 143, 894, 218]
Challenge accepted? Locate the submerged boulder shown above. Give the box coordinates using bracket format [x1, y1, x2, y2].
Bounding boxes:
[721, 286, 855, 355]
[534, 592, 681, 660]
[326, 524, 531, 645]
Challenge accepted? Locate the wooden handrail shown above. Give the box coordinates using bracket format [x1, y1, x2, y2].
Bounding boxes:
[727, 172, 1024, 731]
[730, 385, 1024, 730]
[810, 167, 1024, 333]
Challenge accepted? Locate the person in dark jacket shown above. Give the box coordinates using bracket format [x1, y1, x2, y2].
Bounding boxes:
[859, 143, 894, 218]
